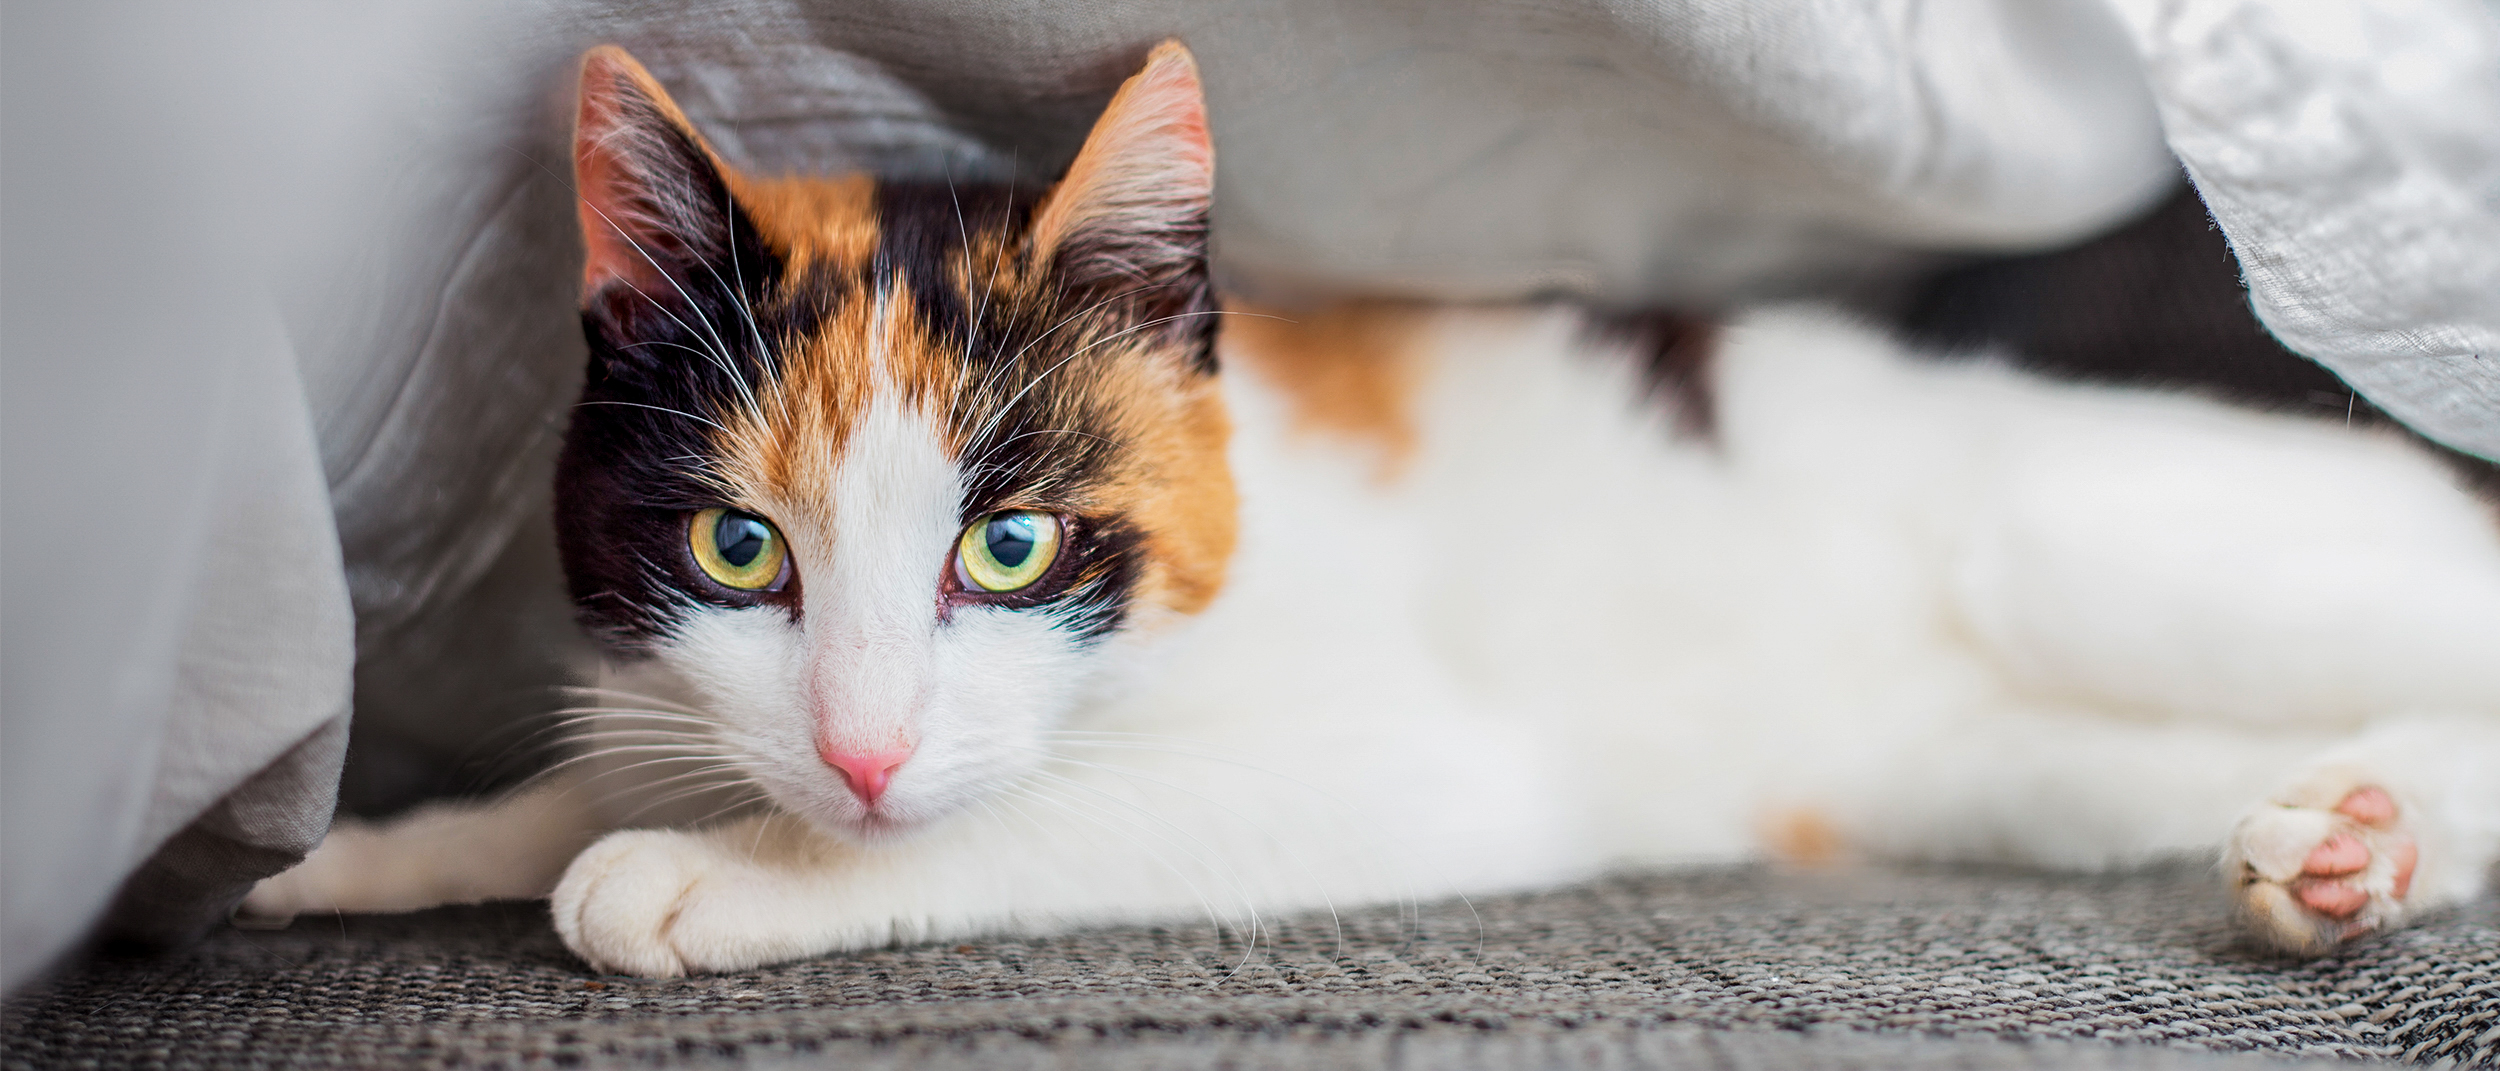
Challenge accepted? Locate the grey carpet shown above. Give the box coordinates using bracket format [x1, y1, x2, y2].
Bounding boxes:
[5, 864, 2496, 1070]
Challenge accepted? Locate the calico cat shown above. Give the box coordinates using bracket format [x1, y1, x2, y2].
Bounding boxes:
[242, 42, 2500, 977]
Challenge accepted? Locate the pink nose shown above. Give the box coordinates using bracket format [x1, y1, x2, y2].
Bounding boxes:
[818, 745, 912, 806]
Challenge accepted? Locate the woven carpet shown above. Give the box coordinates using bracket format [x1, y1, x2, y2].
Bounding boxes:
[6, 864, 2495, 1070]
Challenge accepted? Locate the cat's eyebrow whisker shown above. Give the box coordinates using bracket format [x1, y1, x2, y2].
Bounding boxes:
[600, 251, 746, 409]
[581, 197, 768, 437]
[996, 282, 1174, 369]
[684, 255, 777, 436]
[947, 170, 979, 371]
[575, 399, 730, 434]
[955, 168, 1017, 429]
[959, 281, 1171, 424]
[941, 171, 1020, 428]
[964, 427, 1119, 476]
[710, 179, 785, 426]
[967, 309, 1236, 451]
[621, 340, 733, 361]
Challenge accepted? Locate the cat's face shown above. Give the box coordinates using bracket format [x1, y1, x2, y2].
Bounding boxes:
[553, 44, 1235, 842]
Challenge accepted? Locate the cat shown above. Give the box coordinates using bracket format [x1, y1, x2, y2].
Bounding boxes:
[242, 41, 2500, 977]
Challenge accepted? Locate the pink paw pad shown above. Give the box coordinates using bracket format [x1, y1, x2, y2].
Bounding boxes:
[2288, 786, 2416, 921]
[2334, 785, 2398, 827]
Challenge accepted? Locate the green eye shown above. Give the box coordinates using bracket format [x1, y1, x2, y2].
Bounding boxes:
[689, 507, 787, 591]
[956, 510, 1062, 593]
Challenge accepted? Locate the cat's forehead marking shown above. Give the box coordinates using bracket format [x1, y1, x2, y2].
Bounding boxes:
[705, 270, 957, 510]
[698, 175, 1018, 510]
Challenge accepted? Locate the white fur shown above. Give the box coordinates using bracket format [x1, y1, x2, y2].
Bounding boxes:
[249, 306, 2500, 975]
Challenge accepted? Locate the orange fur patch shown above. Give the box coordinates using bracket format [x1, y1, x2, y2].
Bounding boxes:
[1087, 360, 1236, 618]
[1225, 299, 1431, 481]
[1759, 806, 1847, 867]
[725, 172, 878, 272]
[707, 282, 947, 509]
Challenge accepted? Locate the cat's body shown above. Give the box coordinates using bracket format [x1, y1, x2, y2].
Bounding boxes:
[245, 44, 2500, 975]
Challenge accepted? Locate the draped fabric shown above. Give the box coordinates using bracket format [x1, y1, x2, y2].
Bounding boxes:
[4, 0, 2494, 994]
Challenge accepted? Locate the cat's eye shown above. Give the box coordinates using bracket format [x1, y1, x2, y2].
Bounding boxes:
[956, 510, 1062, 593]
[689, 507, 788, 591]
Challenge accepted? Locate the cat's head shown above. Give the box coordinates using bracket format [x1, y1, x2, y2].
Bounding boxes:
[552, 43, 1235, 842]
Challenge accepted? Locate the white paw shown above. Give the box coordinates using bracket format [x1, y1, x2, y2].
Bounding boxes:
[550, 827, 813, 977]
[2226, 779, 2420, 957]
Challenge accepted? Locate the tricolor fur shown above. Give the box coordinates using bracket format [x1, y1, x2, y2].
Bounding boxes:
[247, 43, 2500, 976]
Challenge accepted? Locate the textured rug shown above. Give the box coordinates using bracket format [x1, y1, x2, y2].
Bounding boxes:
[5, 864, 2495, 1070]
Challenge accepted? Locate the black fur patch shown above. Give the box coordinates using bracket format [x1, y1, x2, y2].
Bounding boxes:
[871, 180, 1037, 350]
[1584, 310, 1721, 442]
[558, 135, 816, 649]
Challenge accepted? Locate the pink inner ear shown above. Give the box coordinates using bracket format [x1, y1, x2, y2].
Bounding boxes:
[1028, 41, 1212, 267]
[574, 47, 672, 301]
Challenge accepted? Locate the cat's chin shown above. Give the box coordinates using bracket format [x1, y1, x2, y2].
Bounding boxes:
[833, 811, 925, 844]
[777, 797, 955, 847]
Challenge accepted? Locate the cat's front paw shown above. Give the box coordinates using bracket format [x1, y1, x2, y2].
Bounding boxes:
[551, 827, 813, 977]
[2226, 781, 2419, 956]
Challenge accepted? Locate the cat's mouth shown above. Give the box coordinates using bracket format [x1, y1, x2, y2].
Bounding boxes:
[844, 808, 912, 837]
[786, 784, 952, 845]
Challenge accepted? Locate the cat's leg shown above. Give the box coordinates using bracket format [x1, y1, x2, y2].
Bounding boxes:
[238, 778, 605, 921]
[1810, 713, 2324, 872]
[2225, 718, 2500, 955]
[1919, 399, 2500, 952]
[1808, 712, 2500, 957]
[548, 739, 1570, 977]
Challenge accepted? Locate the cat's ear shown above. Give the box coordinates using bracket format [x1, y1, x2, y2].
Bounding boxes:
[1028, 42, 1213, 311]
[573, 45, 737, 306]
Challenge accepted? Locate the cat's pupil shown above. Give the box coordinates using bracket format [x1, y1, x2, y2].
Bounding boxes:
[715, 514, 770, 567]
[984, 515, 1036, 568]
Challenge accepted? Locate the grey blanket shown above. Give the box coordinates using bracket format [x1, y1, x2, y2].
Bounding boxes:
[6, 865, 2493, 1070]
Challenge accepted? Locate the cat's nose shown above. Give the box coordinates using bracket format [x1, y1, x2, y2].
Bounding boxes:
[819, 744, 913, 806]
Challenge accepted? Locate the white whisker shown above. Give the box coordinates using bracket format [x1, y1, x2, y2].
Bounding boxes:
[1002, 783, 1239, 964]
[1014, 768, 1269, 973]
[557, 686, 709, 716]
[580, 195, 768, 436]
